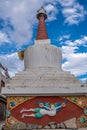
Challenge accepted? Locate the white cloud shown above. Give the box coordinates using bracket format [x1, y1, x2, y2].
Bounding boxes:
[61, 36, 87, 77]
[0, 53, 24, 77]
[45, 4, 54, 13]
[59, 34, 70, 41]
[0, 31, 10, 45]
[59, 0, 87, 25]
[64, 36, 87, 47]
[0, 0, 41, 46]
[45, 4, 58, 21]
[62, 53, 87, 76]
[62, 8, 77, 14]
[0, 0, 86, 49]
[74, 36, 87, 46]
[62, 45, 78, 57]
[58, 0, 75, 7]
[0, 0, 58, 47]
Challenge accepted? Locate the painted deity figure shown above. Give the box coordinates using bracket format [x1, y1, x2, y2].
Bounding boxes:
[20, 101, 67, 118]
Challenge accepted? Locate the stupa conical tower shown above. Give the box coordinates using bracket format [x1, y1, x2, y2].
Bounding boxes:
[36, 6, 48, 40]
[2, 7, 87, 129]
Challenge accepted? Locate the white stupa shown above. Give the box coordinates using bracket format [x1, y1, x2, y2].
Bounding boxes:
[2, 7, 87, 96]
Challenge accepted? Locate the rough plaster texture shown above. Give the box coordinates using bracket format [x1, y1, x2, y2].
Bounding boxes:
[24, 39, 62, 70]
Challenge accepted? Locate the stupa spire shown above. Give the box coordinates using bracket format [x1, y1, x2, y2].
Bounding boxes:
[36, 7, 48, 40]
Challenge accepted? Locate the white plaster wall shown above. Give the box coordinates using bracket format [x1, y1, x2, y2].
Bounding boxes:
[24, 41, 62, 70]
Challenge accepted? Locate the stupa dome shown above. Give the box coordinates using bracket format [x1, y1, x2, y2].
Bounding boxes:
[24, 40, 62, 70]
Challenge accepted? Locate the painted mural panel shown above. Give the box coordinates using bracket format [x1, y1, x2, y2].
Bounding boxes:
[6, 96, 87, 128]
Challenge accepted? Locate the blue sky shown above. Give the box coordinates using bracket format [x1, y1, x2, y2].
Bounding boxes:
[0, 0, 87, 83]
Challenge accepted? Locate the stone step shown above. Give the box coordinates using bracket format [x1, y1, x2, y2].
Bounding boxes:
[9, 80, 81, 87]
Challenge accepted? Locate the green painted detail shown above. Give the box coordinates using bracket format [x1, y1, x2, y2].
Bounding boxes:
[34, 108, 44, 118]
[24, 97, 27, 100]
[72, 97, 77, 102]
[80, 117, 86, 123]
[6, 109, 11, 118]
[84, 107, 87, 116]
